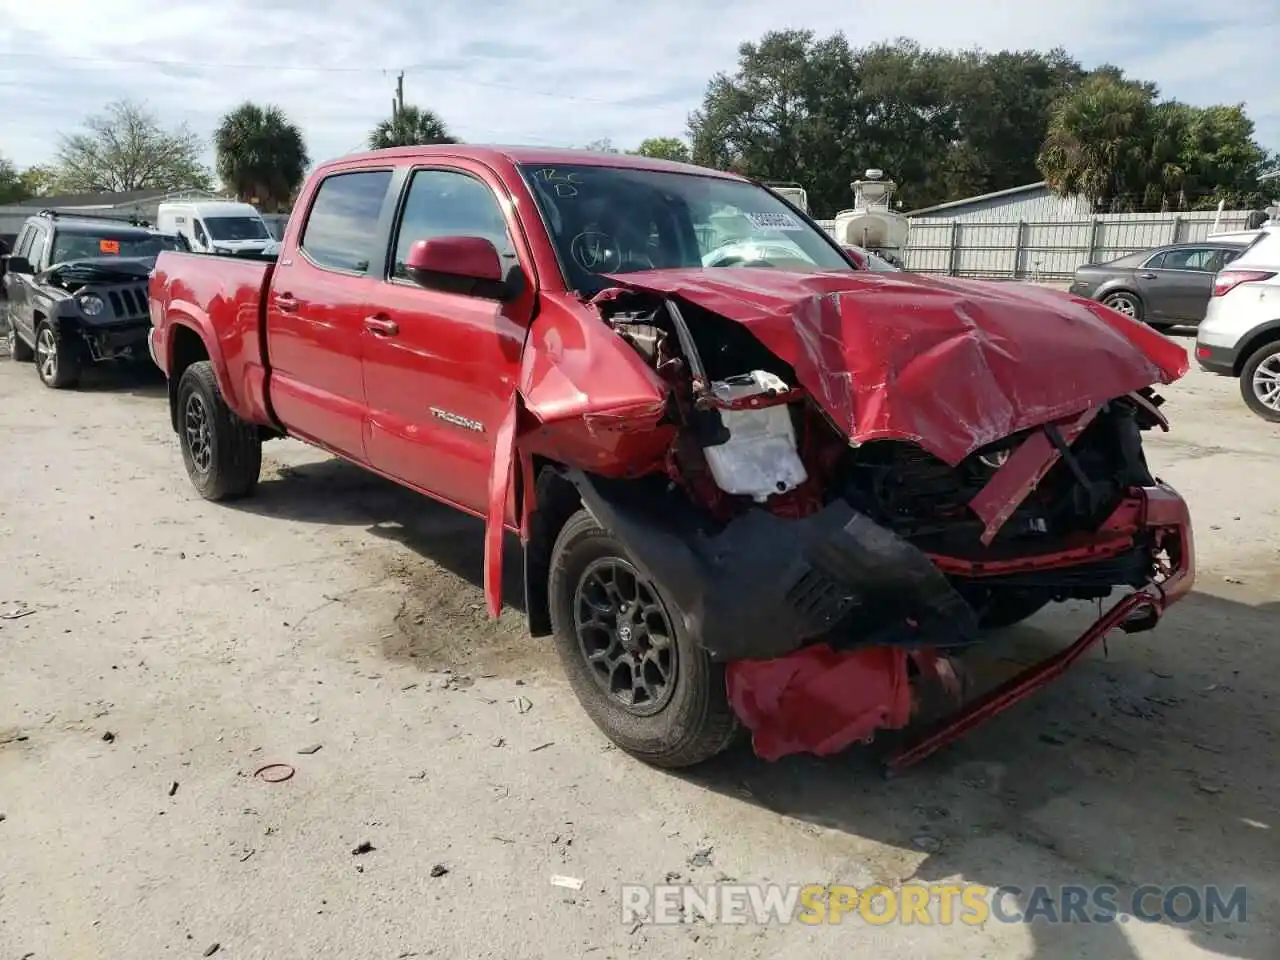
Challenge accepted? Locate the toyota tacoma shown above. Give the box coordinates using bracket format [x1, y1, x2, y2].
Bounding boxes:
[148, 146, 1195, 770]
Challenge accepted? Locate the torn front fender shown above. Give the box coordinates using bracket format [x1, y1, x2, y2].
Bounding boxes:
[603, 269, 1189, 465]
[565, 470, 978, 660]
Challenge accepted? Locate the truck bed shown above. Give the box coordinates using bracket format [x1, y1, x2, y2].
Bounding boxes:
[149, 250, 278, 428]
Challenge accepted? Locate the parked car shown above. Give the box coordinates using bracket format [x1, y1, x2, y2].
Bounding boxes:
[1069, 240, 1249, 329]
[3, 211, 187, 388]
[148, 146, 1194, 772]
[155, 200, 275, 257]
[1194, 226, 1280, 420]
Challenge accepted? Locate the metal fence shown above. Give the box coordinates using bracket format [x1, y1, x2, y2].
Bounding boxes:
[896, 211, 1255, 281]
[816, 210, 1256, 280]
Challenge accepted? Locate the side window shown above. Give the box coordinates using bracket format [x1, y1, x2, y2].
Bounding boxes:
[1210, 248, 1241, 271]
[301, 170, 393, 274]
[193, 220, 208, 246]
[391, 169, 515, 280]
[28, 229, 48, 270]
[14, 225, 34, 258]
[1161, 248, 1214, 271]
[1142, 251, 1167, 269]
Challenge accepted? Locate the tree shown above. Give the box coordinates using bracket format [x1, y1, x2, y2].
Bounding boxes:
[0, 155, 28, 203]
[687, 33, 1086, 214]
[54, 100, 212, 193]
[582, 137, 620, 153]
[216, 102, 310, 211]
[368, 105, 456, 149]
[1037, 72, 1277, 212]
[19, 164, 57, 199]
[633, 137, 691, 162]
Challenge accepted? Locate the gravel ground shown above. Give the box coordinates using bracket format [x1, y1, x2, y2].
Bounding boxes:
[1, 335, 1278, 959]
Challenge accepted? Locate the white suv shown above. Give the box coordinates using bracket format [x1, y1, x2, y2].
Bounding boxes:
[1195, 225, 1280, 421]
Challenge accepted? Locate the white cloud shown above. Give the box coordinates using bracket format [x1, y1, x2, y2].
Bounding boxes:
[1, 0, 1276, 177]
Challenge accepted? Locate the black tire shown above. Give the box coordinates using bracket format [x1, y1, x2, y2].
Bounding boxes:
[176, 360, 262, 500]
[1148, 322, 1174, 333]
[7, 322, 33, 362]
[548, 509, 739, 768]
[1239, 340, 1280, 423]
[33, 320, 82, 389]
[978, 590, 1050, 630]
[1101, 291, 1143, 322]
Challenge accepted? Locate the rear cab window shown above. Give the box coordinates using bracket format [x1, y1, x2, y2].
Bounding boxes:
[300, 170, 395, 274]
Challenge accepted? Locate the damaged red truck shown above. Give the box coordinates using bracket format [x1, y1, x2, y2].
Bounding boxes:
[148, 146, 1195, 771]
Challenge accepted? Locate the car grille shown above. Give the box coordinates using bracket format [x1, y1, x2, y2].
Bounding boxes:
[106, 285, 148, 319]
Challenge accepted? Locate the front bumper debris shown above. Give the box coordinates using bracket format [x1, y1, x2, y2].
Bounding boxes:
[725, 484, 1194, 770]
[567, 470, 979, 661]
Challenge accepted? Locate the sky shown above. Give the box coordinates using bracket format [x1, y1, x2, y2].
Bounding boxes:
[2, 0, 1277, 184]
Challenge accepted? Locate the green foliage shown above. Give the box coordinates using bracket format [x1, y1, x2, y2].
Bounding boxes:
[215, 102, 310, 211]
[54, 100, 212, 193]
[688, 32, 1275, 216]
[632, 137, 692, 163]
[0, 155, 27, 203]
[1038, 72, 1275, 211]
[368, 106, 457, 150]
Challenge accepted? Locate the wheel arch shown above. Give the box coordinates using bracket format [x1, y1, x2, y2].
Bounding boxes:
[1231, 320, 1280, 376]
[166, 323, 212, 432]
[522, 459, 585, 637]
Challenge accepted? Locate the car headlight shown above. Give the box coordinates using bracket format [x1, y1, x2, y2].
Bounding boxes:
[78, 293, 105, 316]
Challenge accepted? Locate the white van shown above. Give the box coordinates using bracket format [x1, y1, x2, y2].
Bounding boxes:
[155, 201, 273, 256]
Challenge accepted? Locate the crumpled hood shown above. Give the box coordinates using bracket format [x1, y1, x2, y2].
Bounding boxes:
[46, 256, 156, 285]
[604, 268, 1189, 464]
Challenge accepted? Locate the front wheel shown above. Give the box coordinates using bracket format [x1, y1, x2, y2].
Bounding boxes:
[176, 360, 262, 500]
[1240, 341, 1280, 423]
[34, 320, 81, 388]
[548, 509, 739, 768]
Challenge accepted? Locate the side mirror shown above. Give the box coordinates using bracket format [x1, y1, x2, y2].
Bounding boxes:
[4, 255, 32, 275]
[404, 236, 518, 301]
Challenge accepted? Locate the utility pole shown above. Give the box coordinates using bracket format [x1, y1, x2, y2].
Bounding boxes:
[395, 71, 405, 118]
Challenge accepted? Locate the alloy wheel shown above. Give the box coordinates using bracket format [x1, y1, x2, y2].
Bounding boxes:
[573, 557, 678, 716]
[1252, 354, 1280, 412]
[36, 328, 57, 382]
[184, 391, 213, 474]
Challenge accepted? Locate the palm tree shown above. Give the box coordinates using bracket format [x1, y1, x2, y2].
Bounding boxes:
[368, 105, 457, 149]
[215, 102, 310, 212]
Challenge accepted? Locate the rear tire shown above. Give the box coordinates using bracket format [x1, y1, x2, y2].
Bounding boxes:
[176, 360, 262, 500]
[1239, 340, 1280, 423]
[548, 509, 739, 768]
[7, 323, 33, 362]
[34, 320, 81, 389]
[1101, 291, 1143, 322]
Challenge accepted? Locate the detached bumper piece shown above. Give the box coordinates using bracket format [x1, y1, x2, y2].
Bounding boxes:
[725, 484, 1194, 770]
[80, 321, 151, 362]
[568, 472, 979, 662]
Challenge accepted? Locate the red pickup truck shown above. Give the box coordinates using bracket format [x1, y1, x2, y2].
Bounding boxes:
[149, 146, 1195, 771]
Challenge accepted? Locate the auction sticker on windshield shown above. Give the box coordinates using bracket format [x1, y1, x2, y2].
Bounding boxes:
[99, 239, 120, 254]
[745, 212, 804, 231]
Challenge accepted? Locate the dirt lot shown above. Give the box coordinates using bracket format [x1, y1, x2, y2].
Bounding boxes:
[1, 339, 1278, 959]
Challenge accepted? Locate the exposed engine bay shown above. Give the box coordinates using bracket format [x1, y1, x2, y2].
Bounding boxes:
[40, 258, 154, 362]
[502, 266, 1194, 767]
[593, 288, 1174, 651]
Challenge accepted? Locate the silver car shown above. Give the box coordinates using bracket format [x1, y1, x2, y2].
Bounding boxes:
[1195, 226, 1280, 420]
[1069, 240, 1248, 330]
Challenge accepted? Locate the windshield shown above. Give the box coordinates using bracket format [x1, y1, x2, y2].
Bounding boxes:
[518, 163, 851, 294]
[204, 216, 269, 241]
[51, 230, 186, 263]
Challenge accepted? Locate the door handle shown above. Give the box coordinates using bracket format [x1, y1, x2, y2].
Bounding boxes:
[363, 315, 399, 337]
[274, 293, 299, 313]
[1138, 273, 1157, 280]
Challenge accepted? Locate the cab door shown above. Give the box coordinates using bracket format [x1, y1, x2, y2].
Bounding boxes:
[264, 167, 397, 461]
[361, 162, 535, 514]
